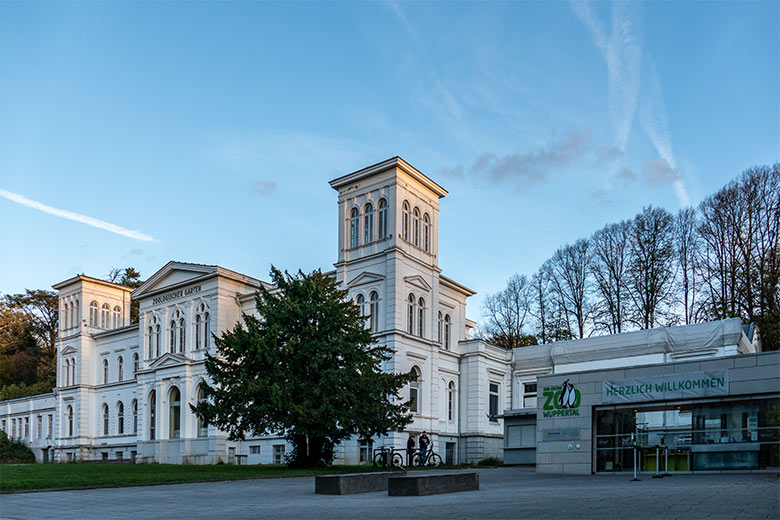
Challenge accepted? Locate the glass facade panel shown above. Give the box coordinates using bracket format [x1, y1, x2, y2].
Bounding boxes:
[595, 397, 779, 473]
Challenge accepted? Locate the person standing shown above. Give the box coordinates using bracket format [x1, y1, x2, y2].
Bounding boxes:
[419, 431, 430, 464]
[407, 434, 416, 466]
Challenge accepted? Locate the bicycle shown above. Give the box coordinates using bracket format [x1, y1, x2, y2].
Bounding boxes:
[412, 449, 442, 467]
[373, 446, 405, 469]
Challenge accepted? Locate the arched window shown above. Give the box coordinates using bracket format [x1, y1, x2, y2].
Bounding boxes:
[413, 207, 420, 247]
[75, 300, 80, 328]
[62, 302, 68, 330]
[378, 198, 388, 239]
[179, 318, 185, 353]
[364, 203, 374, 243]
[197, 385, 208, 437]
[402, 201, 410, 241]
[203, 313, 210, 349]
[102, 403, 109, 435]
[409, 366, 421, 414]
[132, 400, 138, 434]
[103, 359, 109, 384]
[147, 326, 153, 358]
[418, 297, 425, 337]
[169, 387, 181, 439]
[133, 353, 139, 375]
[448, 381, 455, 421]
[349, 207, 360, 248]
[64, 359, 70, 387]
[117, 356, 123, 382]
[72, 359, 77, 386]
[444, 314, 451, 350]
[117, 402, 124, 434]
[149, 390, 156, 440]
[113, 306, 121, 328]
[101, 303, 110, 328]
[356, 294, 365, 325]
[69, 301, 75, 329]
[369, 291, 379, 332]
[438, 312, 443, 344]
[195, 314, 202, 350]
[89, 301, 98, 327]
[423, 213, 430, 252]
[66, 405, 73, 436]
[155, 325, 161, 357]
[407, 294, 415, 334]
[169, 320, 176, 353]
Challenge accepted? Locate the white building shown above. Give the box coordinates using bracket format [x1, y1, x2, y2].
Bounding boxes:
[1, 157, 511, 465]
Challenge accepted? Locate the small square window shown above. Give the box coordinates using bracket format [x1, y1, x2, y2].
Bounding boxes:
[250, 445, 261, 455]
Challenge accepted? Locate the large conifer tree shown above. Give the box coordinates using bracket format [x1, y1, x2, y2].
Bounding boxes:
[192, 267, 412, 466]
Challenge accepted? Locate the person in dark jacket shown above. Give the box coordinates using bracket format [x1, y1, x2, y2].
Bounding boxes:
[419, 431, 430, 464]
[407, 434, 416, 466]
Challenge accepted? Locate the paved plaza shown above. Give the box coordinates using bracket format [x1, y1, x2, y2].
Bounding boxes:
[2, 467, 778, 520]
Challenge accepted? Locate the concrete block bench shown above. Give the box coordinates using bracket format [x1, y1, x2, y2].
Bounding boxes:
[387, 472, 479, 496]
[315, 472, 405, 495]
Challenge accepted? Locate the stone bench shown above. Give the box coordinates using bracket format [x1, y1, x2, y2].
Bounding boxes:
[387, 472, 479, 496]
[314, 472, 405, 495]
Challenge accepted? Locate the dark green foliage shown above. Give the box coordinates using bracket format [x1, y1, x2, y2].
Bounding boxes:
[1, 291, 58, 394]
[193, 267, 413, 467]
[0, 380, 55, 401]
[477, 457, 503, 466]
[0, 431, 35, 463]
[107, 267, 143, 323]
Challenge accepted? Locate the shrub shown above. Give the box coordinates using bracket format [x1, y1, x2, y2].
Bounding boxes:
[0, 431, 35, 463]
[477, 457, 503, 467]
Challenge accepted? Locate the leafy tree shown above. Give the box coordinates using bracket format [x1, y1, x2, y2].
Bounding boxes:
[108, 267, 143, 323]
[2, 290, 58, 386]
[193, 267, 413, 467]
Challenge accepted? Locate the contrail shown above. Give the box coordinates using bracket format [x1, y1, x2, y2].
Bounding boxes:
[0, 188, 159, 242]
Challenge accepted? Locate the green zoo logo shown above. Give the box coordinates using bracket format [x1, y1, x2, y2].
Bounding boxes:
[542, 380, 581, 417]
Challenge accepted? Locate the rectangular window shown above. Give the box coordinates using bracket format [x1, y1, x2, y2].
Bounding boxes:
[102, 452, 109, 461]
[359, 439, 373, 463]
[523, 382, 538, 409]
[131, 451, 137, 461]
[250, 445, 261, 455]
[489, 382, 500, 421]
[48, 415, 53, 438]
[273, 444, 285, 464]
[37, 415, 42, 438]
[1, 420, 5, 432]
[24, 417, 29, 438]
[67, 452, 74, 462]
[116, 451, 123, 460]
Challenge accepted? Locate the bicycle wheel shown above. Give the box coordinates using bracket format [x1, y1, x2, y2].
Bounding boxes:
[373, 451, 387, 467]
[428, 453, 442, 467]
[412, 453, 423, 467]
[391, 452, 405, 469]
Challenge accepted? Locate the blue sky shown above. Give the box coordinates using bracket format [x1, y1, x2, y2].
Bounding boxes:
[1, 1, 777, 325]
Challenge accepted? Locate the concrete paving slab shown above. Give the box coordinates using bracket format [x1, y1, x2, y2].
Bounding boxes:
[1, 467, 777, 520]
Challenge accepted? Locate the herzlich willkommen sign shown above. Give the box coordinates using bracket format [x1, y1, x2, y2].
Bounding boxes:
[602, 370, 729, 404]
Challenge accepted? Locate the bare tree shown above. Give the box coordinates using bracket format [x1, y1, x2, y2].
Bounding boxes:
[482, 274, 536, 348]
[698, 164, 780, 349]
[590, 220, 631, 334]
[628, 206, 676, 329]
[548, 239, 592, 338]
[674, 207, 700, 325]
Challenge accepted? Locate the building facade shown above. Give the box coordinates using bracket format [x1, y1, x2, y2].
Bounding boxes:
[1, 157, 510, 464]
[503, 319, 778, 473]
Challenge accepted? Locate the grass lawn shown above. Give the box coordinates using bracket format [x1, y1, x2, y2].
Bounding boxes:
[0, 463, 403, 493]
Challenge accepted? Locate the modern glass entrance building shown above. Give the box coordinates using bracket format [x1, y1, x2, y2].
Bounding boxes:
[530, 351, 779, 474]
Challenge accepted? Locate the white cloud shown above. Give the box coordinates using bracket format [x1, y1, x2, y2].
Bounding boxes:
[0, 189, 159, 242]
